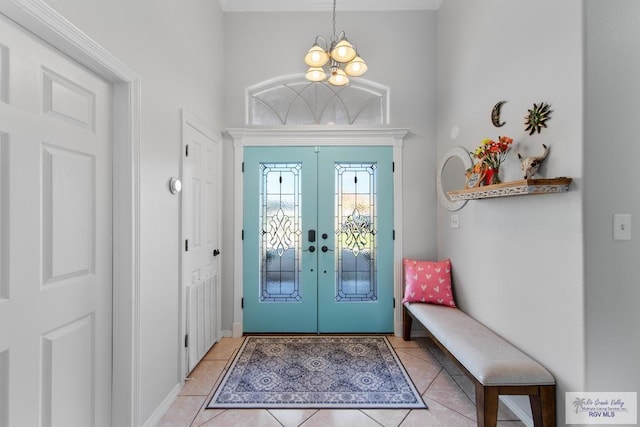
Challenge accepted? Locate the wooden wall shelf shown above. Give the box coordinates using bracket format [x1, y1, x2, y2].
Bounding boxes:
[447, 177, 572, 201]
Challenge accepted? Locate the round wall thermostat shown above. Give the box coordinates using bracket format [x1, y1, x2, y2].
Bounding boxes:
[169, 177, 182, 194]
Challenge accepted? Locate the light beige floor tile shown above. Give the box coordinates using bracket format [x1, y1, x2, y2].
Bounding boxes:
[395, 349, 442, 394]
[361, 409, 410, 427]
[192, 408, 227, 426]
[204, 337, 245, 361]
[423, 371, 476, 420]
[451, 374, 474, 401]
[400, 400, 475, 427]
[268, 409, 318, 427]
[449, 374, 523, 422]
[156, 395, 206, 427]
[395, 347, 441, 366]
[181, 360, 228, 396]
[199, 409, 281, 426]
[496, 401, 524, 422]
[423, 338, 464, 376]
[300, 409, 382, 427]
[387, 336, 421, 349]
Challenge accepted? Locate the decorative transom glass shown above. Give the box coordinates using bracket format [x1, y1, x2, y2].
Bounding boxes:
[259, 163, 302, 302]
[247, 75, 389, 125]
[334, 162, 378, 302]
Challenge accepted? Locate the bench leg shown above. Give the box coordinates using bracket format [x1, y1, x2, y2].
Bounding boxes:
[530, 385, 556, 427]
[475, 384, 499, 427]
[402, 306, 412, 341]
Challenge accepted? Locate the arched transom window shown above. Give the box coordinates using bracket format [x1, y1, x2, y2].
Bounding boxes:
[247, 74, 389, 126]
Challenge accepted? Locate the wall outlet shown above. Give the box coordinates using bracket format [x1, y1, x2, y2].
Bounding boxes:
[613, 214, 631, 240]
[450, 214, 460, 229]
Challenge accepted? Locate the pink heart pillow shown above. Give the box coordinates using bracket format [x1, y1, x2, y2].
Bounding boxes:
[402, 259, 456, 307]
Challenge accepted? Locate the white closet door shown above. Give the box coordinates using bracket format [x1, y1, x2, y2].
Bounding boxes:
[182, 118, 221, 374]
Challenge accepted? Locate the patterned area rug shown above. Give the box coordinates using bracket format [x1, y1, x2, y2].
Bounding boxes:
[207, 336, 426, 409]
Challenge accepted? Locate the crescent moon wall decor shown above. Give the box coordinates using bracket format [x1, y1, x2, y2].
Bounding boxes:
[491, 100, 507, 127]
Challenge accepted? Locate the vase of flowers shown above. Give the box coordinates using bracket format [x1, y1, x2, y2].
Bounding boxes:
[470, 136, 513, 185]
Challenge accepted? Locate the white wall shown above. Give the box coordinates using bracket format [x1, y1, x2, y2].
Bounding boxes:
[221, 11, 438, 330]
[40, 0, 225, 424]
[584, 0, 640, 395]
[436, 0, 585, 422]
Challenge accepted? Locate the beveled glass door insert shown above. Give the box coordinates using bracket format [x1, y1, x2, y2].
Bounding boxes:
[243, 146, 393, 333]
[259, 162, 302, 302]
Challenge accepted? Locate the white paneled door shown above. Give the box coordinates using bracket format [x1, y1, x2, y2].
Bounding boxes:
[0, 14, 112, 427]
[182, 117, 221, 374]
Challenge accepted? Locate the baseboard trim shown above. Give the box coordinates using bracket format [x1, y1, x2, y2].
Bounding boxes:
[221, 329, 233, 338]
[232, 322, 243, 337]
[500, 396, 534, 427]
[141, 382, 181, 427]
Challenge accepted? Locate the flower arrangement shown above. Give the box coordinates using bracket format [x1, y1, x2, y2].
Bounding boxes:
[469, 136, 513, 185]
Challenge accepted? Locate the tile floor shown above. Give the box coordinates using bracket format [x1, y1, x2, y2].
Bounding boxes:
[157, 336, 526, 427]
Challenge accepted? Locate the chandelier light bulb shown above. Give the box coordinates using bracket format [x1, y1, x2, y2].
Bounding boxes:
[344, 56, 367, 77]
[328, 67, 349, 86]
[331, 39, 356, 63]
[304, 44, 329, 67]
[305, 67, 327, 82]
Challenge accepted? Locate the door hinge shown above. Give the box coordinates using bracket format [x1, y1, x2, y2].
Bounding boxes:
[185, 144, 189, 157]
[392, 230, 395, 240]
[393, 161, 395, 172]
[241, 298, 244, 309]
[184, 334, 189, 348]
[242, 162, 244, 173]
[393, 298, 396, 309]
[185, 239, 189, 251]
[242, 229, 244, 240]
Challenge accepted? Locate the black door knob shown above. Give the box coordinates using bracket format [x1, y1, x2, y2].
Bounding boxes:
[309, 246, 316, 252]
[213, 249, 220, 256]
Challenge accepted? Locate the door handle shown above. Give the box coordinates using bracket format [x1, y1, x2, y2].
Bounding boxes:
[213, 249, 220, 256]
[308, 245, 316, 252]
[321, 245, 333, 253]
[308, 229, 316, 242]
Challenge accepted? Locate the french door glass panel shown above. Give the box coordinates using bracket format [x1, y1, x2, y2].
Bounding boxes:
[243, 146, 393, 333]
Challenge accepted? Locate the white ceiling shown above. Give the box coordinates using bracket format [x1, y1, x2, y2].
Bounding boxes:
[218, 0, 443, 12]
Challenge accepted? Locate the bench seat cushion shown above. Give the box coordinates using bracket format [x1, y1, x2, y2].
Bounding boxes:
[405, 302, 555, 386]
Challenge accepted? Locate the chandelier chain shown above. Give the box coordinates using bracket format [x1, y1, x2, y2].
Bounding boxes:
[332, 0, 337, 41]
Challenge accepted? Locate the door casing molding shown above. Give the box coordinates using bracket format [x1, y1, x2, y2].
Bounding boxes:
[0, 1, 141, 425]
[226, 126, 409, 337]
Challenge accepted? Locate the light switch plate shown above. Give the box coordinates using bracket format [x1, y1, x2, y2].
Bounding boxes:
[450, 214, 460, 229]
[613, 214, 631, 240]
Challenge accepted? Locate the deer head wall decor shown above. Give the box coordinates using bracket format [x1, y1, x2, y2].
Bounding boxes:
[518, 144, 549, 179]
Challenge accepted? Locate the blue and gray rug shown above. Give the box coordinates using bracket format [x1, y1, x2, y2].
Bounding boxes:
[207, 336, 426, 409]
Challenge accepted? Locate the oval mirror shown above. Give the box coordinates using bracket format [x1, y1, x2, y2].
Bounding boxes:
[436, 146, 473, 211]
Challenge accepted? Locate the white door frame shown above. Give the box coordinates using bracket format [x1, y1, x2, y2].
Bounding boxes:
[227, 126, 409, 338]
[0, 1, 141, 426]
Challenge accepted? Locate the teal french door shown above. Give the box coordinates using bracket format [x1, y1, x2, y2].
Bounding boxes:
[243, 146, 394, 333]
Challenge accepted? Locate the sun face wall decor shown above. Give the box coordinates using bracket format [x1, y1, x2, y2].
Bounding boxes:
[524, 102, 552, 135]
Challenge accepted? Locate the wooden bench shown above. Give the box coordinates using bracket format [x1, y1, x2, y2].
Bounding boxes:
[403, 302, 556, 427]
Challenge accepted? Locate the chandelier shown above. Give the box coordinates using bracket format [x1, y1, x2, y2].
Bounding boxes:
[303, 0, 368, 86]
